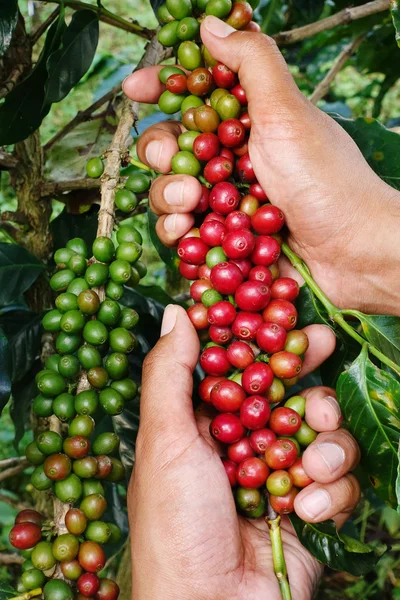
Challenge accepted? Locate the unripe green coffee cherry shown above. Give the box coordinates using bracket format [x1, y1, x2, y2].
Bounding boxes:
[115, 189, 138, 213]
[210, 88, 229, 110]
[80, 493, 107, 520]
[32, 395, 53, 418]
[75, 390, 99, 416]
[43, 579, 73, 600]
[92, 236, 115, 263]
[181, 94, 204, 113]
[107, 522, 122, 543]
[31, 465, 53, 490]
[53, 393, 75, 421]
[128, 266, 141, 288]
[105, 352, 129, 380]
[133, 260, 147, 279]
[158, 3, 174, 23]
[216, 93, 241, 120]
[66, 237, 88, 258]
[31, 541, 56, 571]
[36, 431, 63, 454]
[50, 270, 76, 292]
[21, 567, 46, 590]
[82, 479, 104, 497]
[68, 253, 87, 275]
[54, 248, 75, 266]
[125, 173, 151, 194]
[206, 246, 227, 268]
[55, 292, 79, 313]
[116, 225, 143, 245]
[85, 262, 109, 287]
[235, 487, 261, 512]
[109, 259, 131, 284]
[158, 21, 180, 47]
[109, 327, 136, 353]
[85, 521, 111, 543]
[42, 309, 62, 332]
[56, 332, 82, 355]
[246, 494, 266, 519]
[284, 395, 306, 418]
[110, 378, 138, 401]
[177, 16, 200, 40]
[54, 473, 83, 503]
[177, 41, 203, 70]
[158, 90, 187, 115]
[119, 308, 139, 329]
[206, 0, 232, 18]
[178, 130, 201, 151]
[25, 441, 46, 466]
[97, 299, 121, 327]
[105, 280, 124, 300]
[37, 372, 66, 397]
[294, 422, 317, 446]
[106, 457, 126, 482]
[60, 310, 85, 334]
[58, 354, 81, 379]
[202, 289, 223, 307]
[92, 432, 120, 455]
[86, 157, 104, 179]
[83, 320, 108, 345]
[67, 277, 89, 296]
[73, 456, 98, 479]
[116, 241, 142, 264]
[78, 344, 102, 369]
[45, 354, 61, 372]
[99, 387, 125, 415]
[166, 0, 193, 19]
[52, 533, 79, 562]
[68, 414, 95, 437]
[171, 151, 201, 176]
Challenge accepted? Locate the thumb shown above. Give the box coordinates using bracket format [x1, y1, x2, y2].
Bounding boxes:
[139, 304, 200, 442]
[201, 16, 303, 117]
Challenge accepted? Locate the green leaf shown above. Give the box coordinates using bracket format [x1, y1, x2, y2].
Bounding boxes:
[0, 8, 66, 145]
[337, 346, 400, 506]
[0, 0, 18, 57]
[0, 329, 11, 415]
[333, 116, 400, 192]
[397, 440, 400, 512]
[0, 243, 46, 308]
[0, 311, 42, 383]
[44, 9, 99, 105]
[354, 313, 400, 366]
[290, 0, 325, 24]
[11, 369, 38, 450]
[296, 284, 331, 329]
[147, 207, 179, 272]
[50, 209, 99, 253]
[0, 582, 18, 600]
[390, 0, 400, 47]
[320, 330, 359, 388]
[290, 514, 385, 575]
[135, 283, 186, 308]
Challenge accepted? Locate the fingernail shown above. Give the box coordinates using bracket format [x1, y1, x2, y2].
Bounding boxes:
[164, 213, 177, 234]
[324, 395, 342, 424]
[145, 140, 163, 170]
[161, 304, 178, 337]
[299, 489, 331, 520]
[204, 15, 236, 38]
[164, 181, 185, 206]
[314, 442, 345, 474]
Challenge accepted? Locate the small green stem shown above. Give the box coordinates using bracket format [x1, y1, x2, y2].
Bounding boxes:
[9, 589, 42, 600]
[266, 508, 292, 600]
[359, 499, 370, 543]
[129, 157, 153, 173]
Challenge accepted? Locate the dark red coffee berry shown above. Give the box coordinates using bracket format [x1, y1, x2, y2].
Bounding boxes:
[212, 63, 237, 88]
[200, 346, 231, 376]
[263, 299, 298, 330]
[265, 439, 298, 470]
[230, 258, 252, 279]
[166, 73, 187, 94]
[179, 261, 199, 280]
[207, 300, 237, 326]
[249, 428, 277, 453]
[209, 325, 233, 345]
[177, 237, 209, 265]
[269, 407, 302, 436]
[237, 457, 269, 488]
[204, 156, 233, 184]
[210, 262, 244, 295]
[198, 376, 224, 403]
[235, 281, 271, 312]
[9, 523, 41, 550]
[240, 395, 271, 430]
[271, 278, 300, 302]
[210, 413, 245, 444]
[239, 111, 251, 130]
[209, 182, 240, 215]
[217, 118, 245, 148]
[226, 340, 254, 369]
[269, 487, 298, 515]
[230, 83, 247, 106]
[193, 132, 220, 161]
[269, 351, 302, 379]
[199, 219, 227, 246]
[187, 303, 209, 330]
[222, 229, 255, 260]
[236, 153, 256, 183]
[211, 379, 246, 412]
[225, 210, 251, 231]
[227, 437, 255, 464]
[256, 322, 287, 354]
[219, 147, 235, 162]
[96, 578, 120, 600]
[241, 362, 274, 395]
[232, 140, 248, 157]
[222, 458, 237, 486]
[249, 183, 268, 202]
[204, 212, 226, 224]
[77, 573, 100, 596]
[251, 235, 281, 266]
[15, 510, 43, 527]
[231, 311, 263, 341]
[251, 205, 285, 235]
[249, 265, 273, 286]
[194, 185, 210, 214]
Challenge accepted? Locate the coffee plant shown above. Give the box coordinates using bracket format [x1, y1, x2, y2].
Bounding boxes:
[1, 1, 400, 599]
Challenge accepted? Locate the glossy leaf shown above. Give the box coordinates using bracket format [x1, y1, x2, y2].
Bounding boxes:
[354, 313, 400, 366]
[0, 583, 18, 600]
[11, 369, 38, 450]
[147, 208, 179, 272]
[290, 514, 385, 575]
[392, 0, 400, 47]
[50, 208, 99, 252]
[320, 330, 359, 388]
[334, 116, 400, 191]
[0, 311, 42, 383]
[44, 9, 99, 105]
[295, 284, 331, 329]
[0, 0, 18, 57]
[0, 8, 66, 145]
[113, 400, 140, 478]
[337, 346, 400, 506]
[0, 328, 11, 414]
[0, 243, 46, 308]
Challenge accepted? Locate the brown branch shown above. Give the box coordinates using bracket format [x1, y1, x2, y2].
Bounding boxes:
[0, 456, 27, 470]
[41, 177, 101, 197]
[309, 35, 366, 104]
[0, 460, 29, 483]
[30, 7, 60, 45]
[0, 552, 24, 565]
[273, 0, 390, 46]
[0, 151, 18, 170]
[0, 493, 30, 511]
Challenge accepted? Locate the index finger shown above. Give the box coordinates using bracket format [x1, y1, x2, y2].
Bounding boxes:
[123, 65, 166, 104]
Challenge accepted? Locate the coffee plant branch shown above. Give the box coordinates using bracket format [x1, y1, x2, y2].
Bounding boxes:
[29, 7, 61, 45]
[42, 0, 156, 39]
[0, 552, 24, 566]
[0, 460, 30, 483]
[0, 456, 28, 470]
[273, 0, 390, 46]
[309, 34, 366, 104]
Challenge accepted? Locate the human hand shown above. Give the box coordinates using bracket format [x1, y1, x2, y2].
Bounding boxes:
[128, 308, 360, 600]
[123, 17, 400, 316]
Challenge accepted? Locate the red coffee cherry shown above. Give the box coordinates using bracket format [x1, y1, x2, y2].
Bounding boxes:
[249, 428, 277, 453]
[227, 437, 255, 464]
[177, 237, 209, 265]
[209, 182, 240, 214]
[269, 351, 303, 379]
[219, 146, 235, 163]
[187, 68, 213, 96]
[190, 279, 213, 302]
[15, 509, 43, 527]
[187, 303, 209, 330]
[288, 457, 314, 488]
[198, 263, 212, 279]
[210, 262, 244, 295]
[232, 140, 248, 157]
[96, 578, 120, 600]
[271, 277, 300, 302]
[230, 258, 252, 279]
[240, 395, 271, 430]
[204, 212, 226, 224]
[225, 210, 251, 231]
[237, 457, 269, 488]
[236, 153, 256, 182]
[239, 111, 251, 130]
[193, 132, 220, 161]
[210, 413, 245, 444]
[200, 346, 231, 376]
[198, 376, 224, 404]
[235, 281, 271, 312]
[249, 265, 273, 286]
[251, 205, 285, 235]
[231, 311, 263, 340]
[211, 379, 246, 412]
[179, 261, 199, 280]
[226, 340, 255, 369]
[230, 83, 248, 105]
[199, 218, 227, 246]
[265, 439, 298, 470]
[212, 63, 237, 88]
[78, 541, 106, 573]
[256, 322, 287, 354]
[263, 299, 298, 330]
[63, 436, 90, 459]
[209, 325, 233, 345]
[222, 458, 238, 487]
[241, 362, 274, 395]
[9, 523, 42, 550]
[77, 572, 100, 596]
[217, 118, 246, 148]
[166, 73, 187, 94]
[269, 487, 299, 515]
[269, 407, 302, 436]
[249, 183, 268, 201]
[251, 235, 281, 266]
[207, 300, 237, 326]
[204, 156, 233, 184]
[222, 229, 255, 260]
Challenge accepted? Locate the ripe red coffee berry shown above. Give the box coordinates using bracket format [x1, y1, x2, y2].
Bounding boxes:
[265, 439, 298, 470]
[232, 311, 263, 340]
[251, 205, 285, 235]
[198, 376, 224, 403]
[256, 322, 287, 354]
[77, 572, 100, 596]
[239, 112, 251, 130]
[200, 346, 231, 376]
[242, 362, 274, 395]
[96, 578, 120, 600]
[230, 83, 247, 105]
[187, 303, 209, 330]
[227, 437, 255, 463]
[211, 379, 246, 412]
[271, 278, 300, 302]
[210, 413, 245, 444]
[231, 258, 252, 279]
[212, 63, 237, 88]
[217, 119, 246, 148]
[225, 211, 251, 231]
[209, 325, 233, 345]
[179, 261, 199, 280]
[235, 281, 271, 312]
[166, 73, 187, 94]
[190, 279, 213, 302]
[236, 153, 256, 182]
[15, 509, 43, 527]
[251, 235, 281, 266]
[240, 395, 271, 430]
[177, 237, 209, 265]
[204, 156, 233, 184]
[227, 340, 255, 369]
[269, 407, 302, 436]
[263, 299, 298, 330]
[78, 541, 106, 573]
[249, 428, 277, 453]
[269, 487, 298, 515]
[207, 300, 237, 326]
[198, 263, 212, 279]
[249, 183, 268, 202]
[9, 523, 41, 550]
[288, 457, 313, 488]
[219, 147, 235, 163]
[222, 458, 237, 487]
[187, 68, 213, 96]
[204, 212, 225, 224]
[193, 133, 220, 161]
[209, 182, 240, 214]
[233, 140, 248, 157]
[269, 351, 303, 379]
[237, 457, 269, 488]
[199, 219, 227, 246]
[249, 266, 273, 286]
[222, 229, 255, 259]
[194, 185, 210, 214]
[210, 262, 244, 295]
